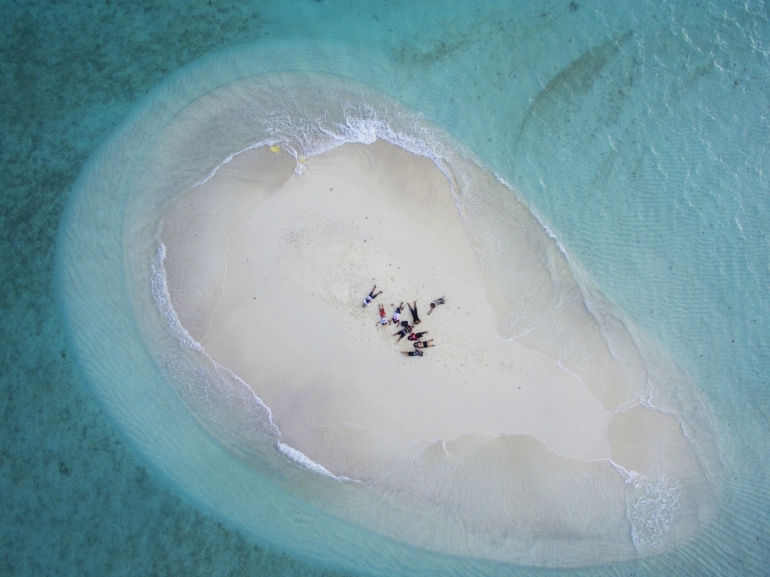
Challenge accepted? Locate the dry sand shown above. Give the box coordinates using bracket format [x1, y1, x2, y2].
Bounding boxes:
[162, 140, 614, 476]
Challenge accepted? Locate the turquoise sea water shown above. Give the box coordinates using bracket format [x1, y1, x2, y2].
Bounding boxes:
[3, 0, 769, 575]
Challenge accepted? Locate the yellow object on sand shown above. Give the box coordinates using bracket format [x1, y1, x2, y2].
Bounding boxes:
[269, 145, 281, 153]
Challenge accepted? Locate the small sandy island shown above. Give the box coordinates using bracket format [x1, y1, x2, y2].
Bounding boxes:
[161, 139, 614, 470]
[158, 137, 712, 559]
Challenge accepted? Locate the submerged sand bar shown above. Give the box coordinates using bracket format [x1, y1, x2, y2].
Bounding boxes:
[163, 140, 613, 469]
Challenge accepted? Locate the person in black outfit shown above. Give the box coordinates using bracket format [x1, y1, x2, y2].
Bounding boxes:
[402, 350, 424, 357]
[408, 300, 421, 325]
[393, 324, 413, 341]
[413, 339, 435, 349]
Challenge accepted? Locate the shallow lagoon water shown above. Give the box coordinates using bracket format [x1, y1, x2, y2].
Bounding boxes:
[4, 0, 770, 575]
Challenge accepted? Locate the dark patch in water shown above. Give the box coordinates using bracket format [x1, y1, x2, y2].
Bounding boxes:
[516, 31, 633, 144]
[396, 33, 472, 67]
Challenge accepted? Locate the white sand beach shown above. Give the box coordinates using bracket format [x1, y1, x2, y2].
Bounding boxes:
[157, 137, 711, 559]
[162, 139, 616, 471]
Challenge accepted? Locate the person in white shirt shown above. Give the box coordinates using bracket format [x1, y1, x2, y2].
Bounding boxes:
[362, 285, 383, 307]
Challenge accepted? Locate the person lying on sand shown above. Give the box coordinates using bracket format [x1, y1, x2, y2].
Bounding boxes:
[393, 324, 414, 341]
[391, 302, 404, 324]
[377, 304, 388, 325]
[407, 331, 428, 341]
[402, 350, 424, 357]
[362, 285, 383, 307]
[408, 301, 421, 325]
[426, 297, 446, 315]
[414, 339, 435, 349]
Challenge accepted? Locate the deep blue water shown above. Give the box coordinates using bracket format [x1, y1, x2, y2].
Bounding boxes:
[3, 0, 769, 575]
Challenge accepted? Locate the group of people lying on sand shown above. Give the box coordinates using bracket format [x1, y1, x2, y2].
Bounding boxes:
[362, 285, 445, 357]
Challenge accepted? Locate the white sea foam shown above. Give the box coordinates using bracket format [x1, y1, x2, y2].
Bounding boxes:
[277, 442, 359, 483]
[151, 244, 275, 427]
[494, 170, 569, 258]
[151, 244, 202, 352]
[610, 459, 681, 554]
[192, 139, 278, 188]
[248, 99, 455, 194]
[207, 359, 280, 438]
